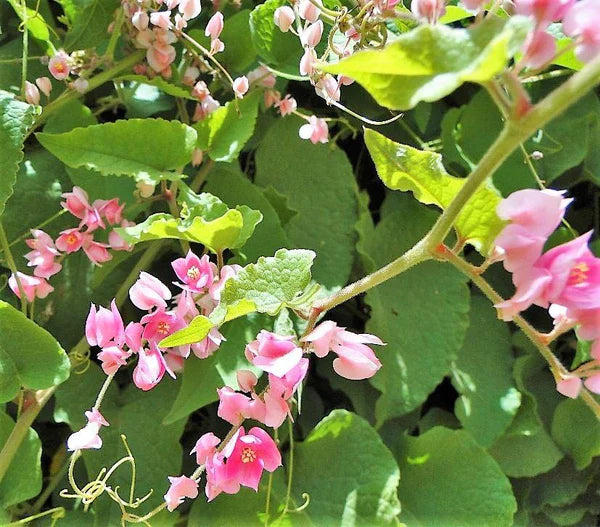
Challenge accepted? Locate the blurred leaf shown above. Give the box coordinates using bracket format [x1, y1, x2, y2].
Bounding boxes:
[0, 412, 42, 508]
[219, 10, 257, 72]
[360, 195, 470, 423]
[396, 427, 517, 526]
[365, 128, 504, 254]
[0, 90, 36, 218]
[116, 75, 196, 99]
[255, 117, 358, 289]
[63, 0, 119, 51]
[37, 119, 197, 184]
[322, 16, 530, 110]
[0, 300, 70, 403]
[7, 0, 52, 49]
[292, 410, 401, 525]
[451, 294, 520, 447]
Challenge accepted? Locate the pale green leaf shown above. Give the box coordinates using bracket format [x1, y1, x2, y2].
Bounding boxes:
[0, 412, 42, 508]
[221, 248, 316, 316]
[0, 90, 36, 217]
[115, 75, 196, 99]
[321, 16, 530, 110]
[159, 315, 213, 348]
[365, 128, 504, 254]
[292, 410, 401, 525]
[37, 119, 197, 184]
[0, 300, 70, 403]
[396, 427, 517, 526]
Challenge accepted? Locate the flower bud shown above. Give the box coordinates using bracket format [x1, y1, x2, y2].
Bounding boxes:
[274, 6, 295, 32]
[301, 20, 323, 48]
[298, 0, 321, 22]
[232, 76, 249, 98]
[132, 10, 149, 31]
[205, 11, 224, 39]
[35, 76, 52, 97]
[24, 81, 40, 105]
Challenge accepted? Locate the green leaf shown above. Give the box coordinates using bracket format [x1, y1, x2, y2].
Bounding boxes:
[292, 410, 401, 525]
[7, 0, 52, 47]
[37, 119, 197, 184]
[451, 294, 521, 447]
[0, 90, 36, 217]
[255, 117, 358, 288]
[219, 10, 257, 72]
[360, 195, 470, 422]
[64, 0, 120, 50]
[221, 248, 316, 316]
[0, 300, 70, 403]
[551, 398, 600, 470]
[0, 412, 42, 508]
[204, 164, 289, 263]
[321, 16, 530, 110]
[193, 91, 260, 163]
[43, 99, 97, 134]
[159, 315, 213, 348]
[250, 0, 302, 65]
[163, 315, 265, 424]
[117, 190, 262, 252]
[365, 128, 504, 254]
[115, 75, 196, 100]
[53, 363, 185, 522]
[396, 427, 517, 526]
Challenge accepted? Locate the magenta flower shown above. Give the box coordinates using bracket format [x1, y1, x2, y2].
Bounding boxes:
[164, 475, 199, 511]
[217, 387, 257, 425]
[140, 309, 185, 344]
[262, 389, 289, 428]
[129, 272, 172, 310]
[66, 408, 109, 451]
[97, 198, 124, 225]
[171, 251, 216, 293]
[515, 0, 574, 26]
[521, 30, 556, 69]
[245, 331, 303, 377]
[86, 300, 125, 348]
[191, 432, 221, 465]
[133, 347, 167, 391]
[98, 346, 131, 375]
[9, 272, 53, 301]
[209, 264, 242, 302]
[191, 327, 224, 359]
[268, 357, 309, 399]
[125, 322, 144, 352]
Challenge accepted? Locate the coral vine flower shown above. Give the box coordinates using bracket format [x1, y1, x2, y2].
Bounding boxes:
[556, 375, 582, 399]
[205, 12, 224, 39]
[129, 272, 172, 310]
[172, 251, 216, 292]
[140, 309, 185, 344]
[66, 408, 109, 451]
[273, 6, 295, 32]
[217, 386, 262, 425]
[562, 0, 600, 63]
[9, 273, 53, 301]
[55, 228, 86, 253]
[514, 0, 575, 26]
[276, 95, 297, 116]
[25, 229, 61, 278]
[97, 346, 131, 375]
[61, 186, 90, 219]
[298, 0, 321, 22]
[85, 300, 125, 348]
[25, 81, 40, 105]
[133, 346, 168, 391]
[299, 115, 328, 144]
[48, 50, 71, 80]
[179, 0, 202, 20]
[233, 76, 249, 98]
[83, 239, 111, 265]
[245, 331, 303, 377]
[35, 77, 52, 97]
[164, 476, 199, 511]
[191, 432, 221, 464]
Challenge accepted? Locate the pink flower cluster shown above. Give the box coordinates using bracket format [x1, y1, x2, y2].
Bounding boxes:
[9, 187, 132, 302]
[492, 188, 600, 398]
[516, 0, 600, 68]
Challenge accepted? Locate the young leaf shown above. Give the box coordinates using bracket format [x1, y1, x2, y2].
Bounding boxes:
[221, 248, 316, 316]
[396, 427, 517, 526]
[0, 90, 36, 218]
[292, 410, 401, 525]
[0, 412, 42, 508]
[365, 127, 504, 254]
[321, 16, 530, 110]
[37, 119, 197, 184]
[193, 91, 260, 163]
[159, 315, 213, 348]
[0, 301, 70, 403]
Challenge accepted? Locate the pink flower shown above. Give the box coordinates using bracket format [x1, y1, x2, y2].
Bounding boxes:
[276, 95, 297, 116]
[245, 331, 303, 377]
[25, 230, 61, 279]
[83, 239, 111, 266]
[125, 322, 145, 352]
[172, 251, 216, 293]
[237, 370, 258, 392]
[183, 66, 200, 86]
[179, 0, 202, 20]
[567, 307, 600, 341]
[315, 74, 340, 102]
[192, 148, 204, 167]
[584, 373, 600, 394]
[191, 327, 224, 358]
[35, 77, 52, 97]
[133, 347, 167, 390]
[132, 10, 149, 31]
[298, 0, 321, 22]
[9, 272, 53, 302]
[562, 0, 600, 63]
[61, 186, 90, 219]
[217, 387, 256, 425]
[301, 20, 323, 48]
[71, 77, 88, 94]
[493, 224, 546, 273]
[55, 228, 86, 253]
[274, 6, 295, 31]
[164, 475, 199, 511]
[210, 38, 225, 54]
[205, 12, 224, 40]
[85, 300, 125, 348]
[233, 76, 249, 98]
[556, 375, 582, 398]
[264, 90, 281, 108]
[299, 115, 328, 144]
[515, 0, 575, 26]
[97, 345, 131, 375]
[150, 10, 172, 29]
[97, 198, 124, 225]
[192, 80, 210, 100]
[521, 30, 556, 69]
[48, 50, 71, 80]
[129, 271, 172, 310]
[24, 81, 40, 105]
[411, 0, 446, 22]
[209, 264, 242, 302]
[262, 389, 289, 428]
[268, 358, 308, 399]
[247, 66, 276, 88]
[302, 321, 384, 380]
[140, 309, 185, 344]
[66, 408, 109, 451]
[147, 43, 176, 72]
[191, 432, 221, 464]
[108, 221, 134, 252]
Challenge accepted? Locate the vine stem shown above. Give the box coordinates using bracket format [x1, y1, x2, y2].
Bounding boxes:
[312, 52, 600, 319]
[20, 0, 28, 96]
[0, 220, 27, 314]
